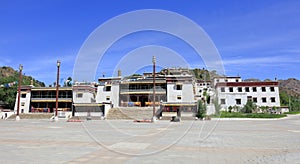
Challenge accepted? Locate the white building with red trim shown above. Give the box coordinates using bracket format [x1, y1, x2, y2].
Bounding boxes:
[214, 77, 281, 111]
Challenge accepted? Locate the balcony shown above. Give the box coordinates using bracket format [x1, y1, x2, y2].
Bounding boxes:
[120, 88, 166, 95]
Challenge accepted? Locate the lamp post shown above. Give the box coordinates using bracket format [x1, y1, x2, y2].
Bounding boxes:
[16, 64, 23, 121]
[55, 60, 60, 121]
[152, 56, 157, 122]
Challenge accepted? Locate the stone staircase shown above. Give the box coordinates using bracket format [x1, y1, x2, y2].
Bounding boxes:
[106, 107, 155, 120]
[8, 113, 54, 119]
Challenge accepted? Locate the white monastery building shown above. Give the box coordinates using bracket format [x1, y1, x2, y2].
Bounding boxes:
[214, 76, 280, 111]
[14, 68, 286, 118]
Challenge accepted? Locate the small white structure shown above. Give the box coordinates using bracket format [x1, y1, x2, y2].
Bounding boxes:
[14, 86, 32, 114]
[96, 77, 121, 107]
[73, 82, 97, 104]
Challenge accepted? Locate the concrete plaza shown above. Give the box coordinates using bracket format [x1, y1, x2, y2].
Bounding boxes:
[0, 115, 300, 163]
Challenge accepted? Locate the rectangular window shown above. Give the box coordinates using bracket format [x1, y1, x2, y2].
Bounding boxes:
[21, 102, 25, 106]
[105, 86, 111, 91]
[220, 87, 225, 92]
[238, 87, 242, 92]
[253, 87, 257, 92]
[76, 93, 83, 98]
[229, 87, 233, 92]
[236, 99, 241, 105]
[271, 97, 276, 103]
[247, 96, 252, 101]
[220, 99, 226, 105]
[270, 87, 275, 92]
[177, 95, 182, 100]
[245, 87, 250, 92]
[262, 87, 266, 92]
[21, 94, 26, 98]
[253, 97, 257, 103]
[262, 97, 267, 103]
[176, 84, 182, 90]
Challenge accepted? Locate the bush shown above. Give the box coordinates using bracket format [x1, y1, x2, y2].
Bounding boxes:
[219, 111, 286, 118]
[284, 111, 300, 114]
[241, 100, 256, 113]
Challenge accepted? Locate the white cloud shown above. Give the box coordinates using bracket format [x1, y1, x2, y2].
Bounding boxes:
[222, 55, 300, 66]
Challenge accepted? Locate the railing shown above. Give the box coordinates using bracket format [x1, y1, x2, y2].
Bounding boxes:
[31, 98, 72, 101]
[31, 95, 72, 98]
[120, 89, 166, 93]
[120, 101, 161, 107]
[31, 108, 71, 113]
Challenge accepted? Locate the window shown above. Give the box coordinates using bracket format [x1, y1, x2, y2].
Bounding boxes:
[262, 97, 267, 103]
[245, 87, 250, 92]
[253, 87, 257, 92]
[253, 97, 257, 103]
[270, 87, 275, 92]
[199, 89, 202, 93]
[235, 99, 241, 105]
[236, 79, 239, 82]
[247, 96, 252, 101]
[262, 87, 266, 92]
[271, 97, 276, 103]
[176, 84, 182, 90]
[220, 87, 225, 92]
[229, 87, 233, 92]
[105, 86, 111, 91]
[177, 95, 182, 100]
[21, 102, 25, 106]
[106, 96, 110, 101]
[21, 94, 26, 98]
[76, 93, 83, 98]
[238, 87, 242, 92]
[220, 99, 226, 105]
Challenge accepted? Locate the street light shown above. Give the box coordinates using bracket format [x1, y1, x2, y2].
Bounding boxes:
[55, 60, 60, 121]
[16, 64, 23, 121]
[152, 56, 157, 122]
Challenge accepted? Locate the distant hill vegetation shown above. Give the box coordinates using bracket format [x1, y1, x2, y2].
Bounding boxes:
[0, 66, 45, 109]
[279, 78, 300, 98]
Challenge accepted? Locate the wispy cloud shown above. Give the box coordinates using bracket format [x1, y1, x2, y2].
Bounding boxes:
[222, 55, 300, 66]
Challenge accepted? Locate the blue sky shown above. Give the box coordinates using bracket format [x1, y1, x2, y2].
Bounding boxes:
[0, 0, 299, 85]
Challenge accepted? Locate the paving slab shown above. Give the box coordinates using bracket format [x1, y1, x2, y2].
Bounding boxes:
[0, 115, 300, 163]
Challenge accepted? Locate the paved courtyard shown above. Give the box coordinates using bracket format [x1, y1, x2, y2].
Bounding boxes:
[1, 115, 300, 163]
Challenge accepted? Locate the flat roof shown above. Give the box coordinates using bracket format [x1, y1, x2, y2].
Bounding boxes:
[216, 81, 279, 87]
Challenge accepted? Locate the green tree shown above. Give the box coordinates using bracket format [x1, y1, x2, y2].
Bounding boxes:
[228, 106, 233, 113]
[279, 91, 289, 106]
[0, 67, 45, 109]
[196, 100, 206, 119]
[64, 77, 73, 87]
[241, 100, 256, 113]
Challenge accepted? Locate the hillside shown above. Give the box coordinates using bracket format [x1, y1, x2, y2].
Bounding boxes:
[279, 78, 300, 98]
[0, 66, 45, 109]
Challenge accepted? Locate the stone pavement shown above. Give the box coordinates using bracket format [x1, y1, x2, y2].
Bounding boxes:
[0, 115, 300, 163]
